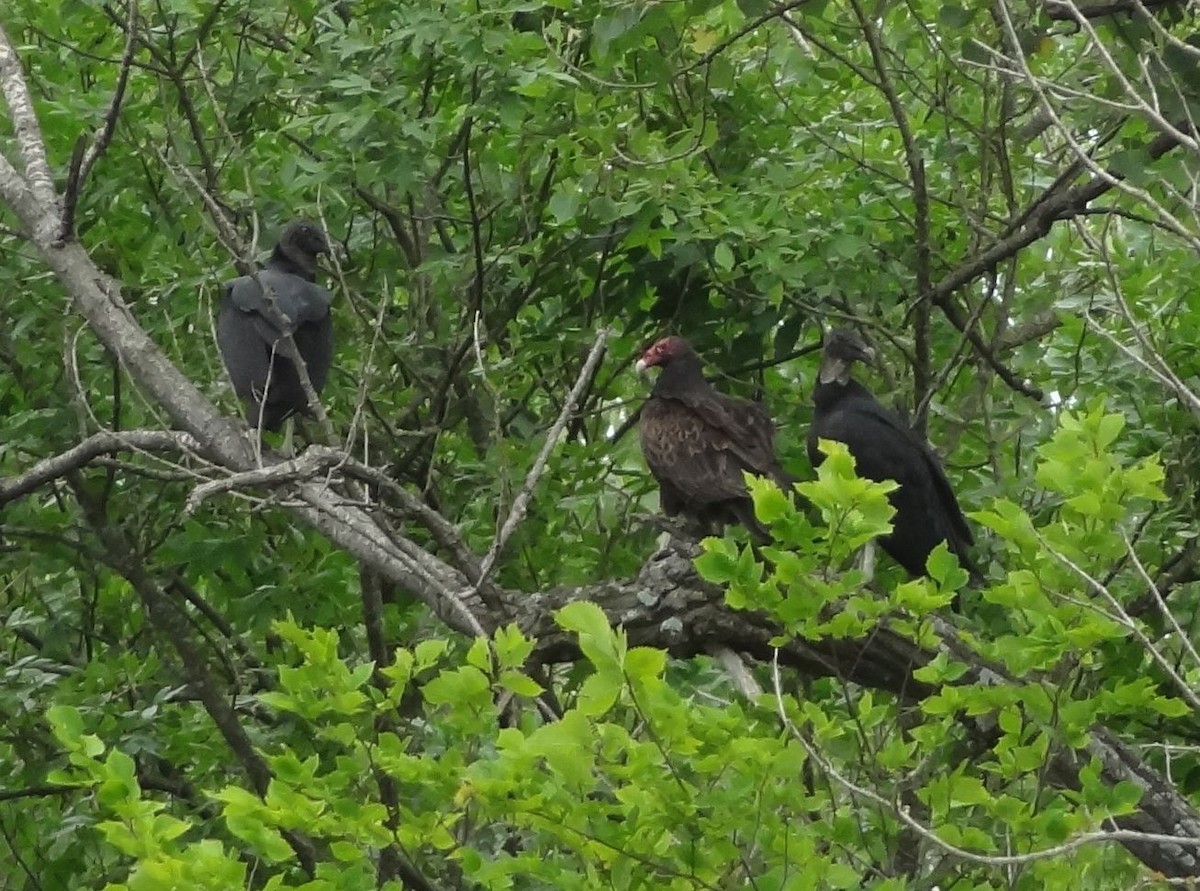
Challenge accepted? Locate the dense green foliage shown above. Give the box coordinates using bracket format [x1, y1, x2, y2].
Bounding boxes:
[2, 0, 1199, 887]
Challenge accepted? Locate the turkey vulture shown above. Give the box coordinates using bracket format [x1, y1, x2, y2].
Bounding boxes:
[808, 327, 981, 585]
[637, 336, 794, 542]
[216, 220, 334, 432]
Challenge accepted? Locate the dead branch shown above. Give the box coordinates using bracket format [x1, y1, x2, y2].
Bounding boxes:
[0, 430, 202, 505]
[472, 327, 610, 599]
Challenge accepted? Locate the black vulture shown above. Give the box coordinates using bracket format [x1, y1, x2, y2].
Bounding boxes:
[216, 220, 333, 432]
[637, 335, 795, 542]
[808, 327, 982, 585]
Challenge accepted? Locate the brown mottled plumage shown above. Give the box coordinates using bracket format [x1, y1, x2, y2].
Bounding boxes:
[637, 336, 794, 542]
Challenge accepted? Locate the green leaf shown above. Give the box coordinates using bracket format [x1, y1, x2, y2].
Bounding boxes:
[548, 188, 580, 225]
[577, 671, 622, 716]
[695, 537, 740, 583]
[925, 542, 967, 590]
[47, 705, 84, 745]
[498, 669, 543, 697]
[713, 242, 735, 271]
[624, 646, 666, 680]
[748, 473, 792, 524]
[422, 666, 491, 707]
[97, 749, 140, 807]
[938, 4, 975, 27]
[493, 623, 535, 670]
[466, 636, 493, 673]
[555, 601, 611, 639]
[413, 639, 447, 668]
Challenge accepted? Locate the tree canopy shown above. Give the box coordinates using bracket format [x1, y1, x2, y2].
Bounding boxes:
[1, 0, 1199, 888]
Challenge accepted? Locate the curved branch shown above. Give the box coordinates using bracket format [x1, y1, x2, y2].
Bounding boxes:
[0, 430, 202, 505]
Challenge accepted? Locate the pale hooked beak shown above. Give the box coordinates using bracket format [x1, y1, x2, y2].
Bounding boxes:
[635, 358, 649, 374]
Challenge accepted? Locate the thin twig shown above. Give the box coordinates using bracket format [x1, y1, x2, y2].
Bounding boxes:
[61, 0, 137, 241]
[183, 446, 337, 514]
[471, 329, 611, 598]
[769, 650, 1200, 867]
[1040, 536, 1200, 717]
[1120, 532, 1200, 673]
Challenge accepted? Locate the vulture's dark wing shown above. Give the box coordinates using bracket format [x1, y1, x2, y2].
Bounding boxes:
[223, 269, 333, 390]
[216, 287, 272, 406]
[290, 317, 334, 393]
[678, 390, 792, 489]
[217, 271, 334, 431]
[809, 395, 973, 574]
[844, 398, 973, 546]
[217, 287, 303, 430]
[226, 269, 333, 332]
[640, 397, 759, 509]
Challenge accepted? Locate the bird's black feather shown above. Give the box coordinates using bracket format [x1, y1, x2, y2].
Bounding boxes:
[809, 328, 980, 586]
[215, 221, 333, 432]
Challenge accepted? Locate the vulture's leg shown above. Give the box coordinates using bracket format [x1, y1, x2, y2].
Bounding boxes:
[280, 417, 295, 458]
[708, 645, 762, 700]
[728, 500, 770, 545]
[857, 540, 877, 583]
[689, 513, 722, 542]
[636, 512, 693, 542]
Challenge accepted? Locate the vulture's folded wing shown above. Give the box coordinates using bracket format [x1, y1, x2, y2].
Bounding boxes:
[816, 398, 973, 548]
[216, 290, 272, 402]
[679, 390, 786, 482]
[225, 271, 333, 330]
[640, 399, 753, 506]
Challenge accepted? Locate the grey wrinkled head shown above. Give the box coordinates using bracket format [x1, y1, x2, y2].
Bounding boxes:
[819, 327, 876, 385]
[278, 220, 330, 259]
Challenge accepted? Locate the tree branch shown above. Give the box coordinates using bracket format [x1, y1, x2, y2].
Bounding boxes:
[65, 473, 318, 875]
[2, 20, 1199, 880]
[1042, 0, 1178, 19]
[921, 125, 1186, 403]
[0, 430, 202, 505]
[471, 327, 610, 601]
[60, 0, 138, 241]
[849, 0, 935, 431]
[0, 28, 58, 222]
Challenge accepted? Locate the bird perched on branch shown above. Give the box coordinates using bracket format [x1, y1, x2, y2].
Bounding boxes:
[216, 220, 334, 432]
[808, 327, 981, 586]
[636, 335, 795, 542]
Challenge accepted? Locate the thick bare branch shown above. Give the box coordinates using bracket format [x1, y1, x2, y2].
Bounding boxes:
[0, 28, 58, 220]
[0, 430, 201, 505]
[1042, 0, 1177, 19]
